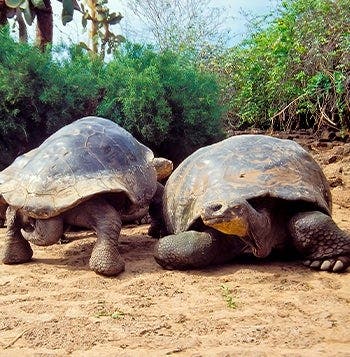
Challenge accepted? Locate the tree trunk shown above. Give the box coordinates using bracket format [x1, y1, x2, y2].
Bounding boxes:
[16, 9, 28, 43]
[87, 0, 98, 54]
[0, 0, 8, 26]
[35, 0, 53, 51]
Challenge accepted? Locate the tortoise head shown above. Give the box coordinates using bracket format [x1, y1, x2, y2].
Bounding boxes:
[201, 200, 273, 258]
[201, 201, 249, 237]
[153, 157, 173, 181]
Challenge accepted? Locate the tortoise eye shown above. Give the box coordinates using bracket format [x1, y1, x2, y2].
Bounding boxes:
[211, 204, 223, 212]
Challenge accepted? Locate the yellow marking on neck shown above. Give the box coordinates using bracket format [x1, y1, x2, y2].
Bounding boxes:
[207, 218, 248, 237]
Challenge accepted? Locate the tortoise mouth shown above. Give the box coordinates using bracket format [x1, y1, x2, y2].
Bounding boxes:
[201, 217, 271, 258]
[203, 217, 248, 237]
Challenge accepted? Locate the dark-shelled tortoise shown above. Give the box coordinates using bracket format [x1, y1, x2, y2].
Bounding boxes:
[0, 116, 172, 276]
[153, 134, 350, 272]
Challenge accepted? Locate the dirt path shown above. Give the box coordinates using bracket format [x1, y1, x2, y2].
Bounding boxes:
[0, 136, 349, 356]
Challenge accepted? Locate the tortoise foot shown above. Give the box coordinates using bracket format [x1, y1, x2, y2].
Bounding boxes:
[89, 244, 125, 276]
[289, 211, 350, 273]
[154, 231, 217, 270]
[304, 256, 349, 272]
[1, 236, 33, 264]
[154, 230, 246, 270]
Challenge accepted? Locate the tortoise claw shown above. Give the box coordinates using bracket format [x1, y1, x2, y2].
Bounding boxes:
[310, 260, 321, 269]
[333, 260, 344, 272]
[332, 256, 349, 272]
[306, 256, 349, 272]
[320, 260, 332, 271]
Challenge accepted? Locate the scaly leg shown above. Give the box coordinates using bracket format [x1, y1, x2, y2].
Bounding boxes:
[1, 207, 33, 264]
[154, 229, 247, 270]
[288, 211, 350, 272]
[65, 198, 124, 276]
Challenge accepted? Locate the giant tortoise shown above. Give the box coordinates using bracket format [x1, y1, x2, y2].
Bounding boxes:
[0, 116, 172, 276]
[153, 134, 350, 272]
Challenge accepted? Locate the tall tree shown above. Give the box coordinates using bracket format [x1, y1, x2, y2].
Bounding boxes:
[126, 0, 231, 61]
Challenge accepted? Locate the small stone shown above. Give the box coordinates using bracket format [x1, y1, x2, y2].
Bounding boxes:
[329, 177, 343, 188]
[327, 155, 338, 164]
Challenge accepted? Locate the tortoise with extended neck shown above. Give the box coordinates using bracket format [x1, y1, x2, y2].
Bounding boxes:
[153, 135, 350, 272]
[0, 116, 172, 276]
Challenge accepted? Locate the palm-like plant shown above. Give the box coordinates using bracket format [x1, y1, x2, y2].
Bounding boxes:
[0, 0, 79, 50]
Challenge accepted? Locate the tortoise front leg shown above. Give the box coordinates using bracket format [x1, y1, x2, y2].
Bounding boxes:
[288, 211, 350, 272]
[154, 229, 247, 270]
[65, 198, 125, 276]
[1, 207, 33, 264]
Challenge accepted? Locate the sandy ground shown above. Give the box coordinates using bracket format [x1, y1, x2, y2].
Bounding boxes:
[0, 135, 349, 356]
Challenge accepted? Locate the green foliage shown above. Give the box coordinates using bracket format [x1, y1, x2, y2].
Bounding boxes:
[0, 28, 104, 168]
[95, 300, 125, 319]
[98, 43, 224, 164]
[0, 27, 46, 166]
[220, 284, 237, 309]
[62, 0, 75, 25]
[0, 31, 223, 169]
[215, 0, 350, 131]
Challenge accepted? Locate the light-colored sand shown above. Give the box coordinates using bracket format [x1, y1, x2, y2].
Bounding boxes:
[1, 139, 349, 356]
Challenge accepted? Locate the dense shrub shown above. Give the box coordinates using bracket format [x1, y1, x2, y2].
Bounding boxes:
[0, 28, 103, 168]
[0, 31, 224, 169]
[214, 0, 350, 132]
[98, 43, 224, 164]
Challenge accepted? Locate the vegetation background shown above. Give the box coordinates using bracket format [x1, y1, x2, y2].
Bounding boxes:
[0, 0, 349, 169]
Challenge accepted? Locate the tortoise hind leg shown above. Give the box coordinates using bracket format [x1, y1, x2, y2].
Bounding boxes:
[1, 207, 33, 264]
[65, 198, 125, 276]
[288, 211, 350, 272]
[154, 229, 247, 270]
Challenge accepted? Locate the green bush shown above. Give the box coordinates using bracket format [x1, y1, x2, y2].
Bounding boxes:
[0, 28, 104, 168]
[0, 31, 224, 169]
[99, 43, 224, 164]
[214, 0, 350, 131]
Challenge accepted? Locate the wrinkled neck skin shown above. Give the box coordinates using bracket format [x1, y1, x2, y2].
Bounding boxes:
[18, 210, 63, 246]
[243, 200, 290, 258]
[244, 205, 275, 258]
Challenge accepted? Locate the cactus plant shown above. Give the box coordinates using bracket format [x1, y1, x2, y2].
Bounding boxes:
[80, 0, 124, 59]
[0, 0, 80, 49]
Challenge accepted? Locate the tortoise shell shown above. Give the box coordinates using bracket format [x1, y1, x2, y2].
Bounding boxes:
[163, 134, 332, 234]
[0, 116, 157, 218]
